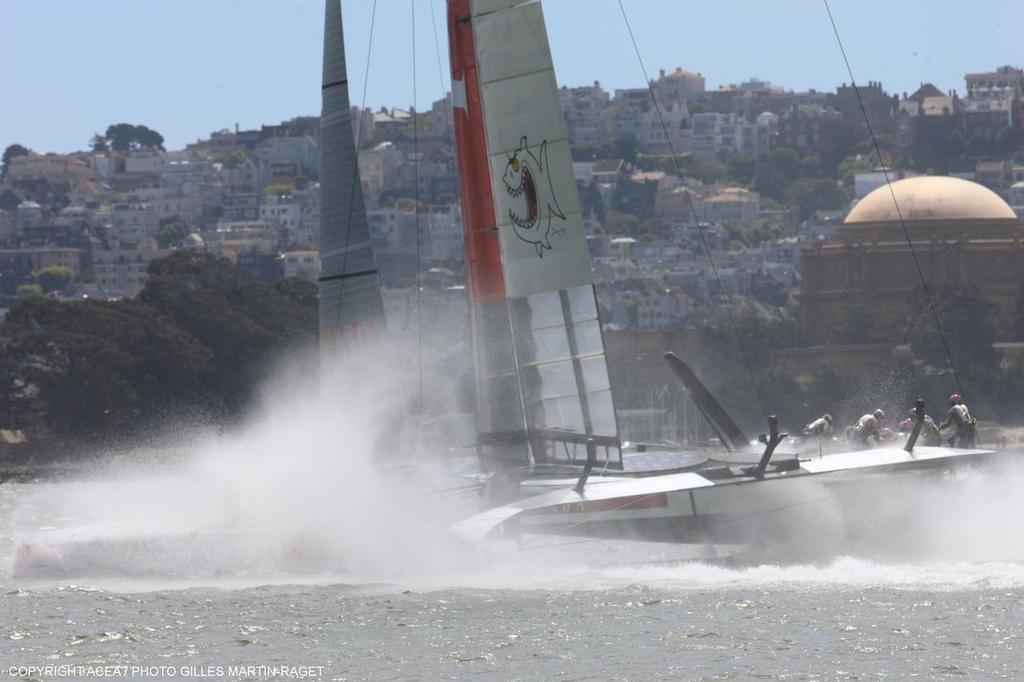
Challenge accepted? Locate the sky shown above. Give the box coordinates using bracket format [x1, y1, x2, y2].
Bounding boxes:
[1, 0, 1020, 154]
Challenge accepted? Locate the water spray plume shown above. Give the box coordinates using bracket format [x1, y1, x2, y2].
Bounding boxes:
[9, 342, 483, 582]
[6, 341, 1024, 591]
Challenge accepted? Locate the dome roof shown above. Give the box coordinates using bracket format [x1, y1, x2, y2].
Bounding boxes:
[844, 176, 1017, 225]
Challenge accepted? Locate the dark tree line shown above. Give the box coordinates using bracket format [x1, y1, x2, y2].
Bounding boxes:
[0, 252, 317, 443]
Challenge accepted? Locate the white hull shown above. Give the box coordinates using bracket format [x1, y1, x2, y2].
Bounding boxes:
[458, 447, 1011, 554]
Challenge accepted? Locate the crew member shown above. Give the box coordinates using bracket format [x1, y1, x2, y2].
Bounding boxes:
[802, 413, 833, 439]
[921, 414, 943, 446]
[848, 409, 885, 447]
[939, 393, 977, 448]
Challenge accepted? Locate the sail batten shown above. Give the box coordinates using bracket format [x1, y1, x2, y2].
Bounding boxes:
[449, 0, 622, 469]
[319, 0, 386, 348]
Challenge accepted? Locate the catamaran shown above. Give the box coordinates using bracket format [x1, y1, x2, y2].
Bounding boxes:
[11, 1, 1014, 578]
[432, 0, 1013, 551]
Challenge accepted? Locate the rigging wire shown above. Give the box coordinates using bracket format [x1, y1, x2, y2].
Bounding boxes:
[615, 0, 771, 418]
[413, 0, 425, 415]
[821, 0, 966, 398]
[335, 0, 380, 326]
[428, 0, 455, 155]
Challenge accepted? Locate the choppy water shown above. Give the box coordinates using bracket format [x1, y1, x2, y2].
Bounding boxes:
[4, 480, 1024, 681]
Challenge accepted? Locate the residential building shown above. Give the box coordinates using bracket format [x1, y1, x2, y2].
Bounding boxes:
[92, 247, 172, 297]
[281, 250, 320, 281]
[694, 187, 760, 225]
[651, 67, 706, 105]
[0, 247, 84, 295]
[207, 220, 277, 259]
[965, 65, 1024, 98]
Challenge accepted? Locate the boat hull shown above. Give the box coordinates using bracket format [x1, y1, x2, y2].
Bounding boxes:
[481, 447, 1011, 554]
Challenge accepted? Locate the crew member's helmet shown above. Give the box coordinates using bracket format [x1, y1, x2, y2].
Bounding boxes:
[873, 409, 885, 421]
[823, 414, 833, 424]
[949, 393, 963, 406]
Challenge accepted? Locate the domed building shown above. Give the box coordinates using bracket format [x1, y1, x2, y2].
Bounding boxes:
[800, 176, 1024, 332]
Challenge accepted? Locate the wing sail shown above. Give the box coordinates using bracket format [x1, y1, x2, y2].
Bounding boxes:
[448, 0, 621, 469]
[319, 0, 386, 350]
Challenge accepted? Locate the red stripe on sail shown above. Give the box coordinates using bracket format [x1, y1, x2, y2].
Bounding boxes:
[448, 0, 505, 301]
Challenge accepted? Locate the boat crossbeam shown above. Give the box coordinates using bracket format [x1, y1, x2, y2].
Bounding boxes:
[573, 439, 598, 495]
[903, 398, 926, 456]
[746, 415, 786, 479]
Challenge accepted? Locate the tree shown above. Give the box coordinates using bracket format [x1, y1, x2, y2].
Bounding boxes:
[139, 252, 317, 413]
[945, 129, 969, 172]
[1013, 283, 1024, 341]
[837, 155, 874, 187]
[155, 218, 191, 248]
[0, 297, 213, 436]
[785, 178, 846, 220]
[273, 277, 318, 310]
[614, 135, 637, 164]
[2, 143, 30, 177]
[821, 304, 903, 345]
[581, 180, 607, 223]
[33, 266, 73, 294]
[604, 211, 640, 237]
[751, 148, 804, 203]
[16, 284, 43, 301]
[103, 123, 165, 152]
[89, 134, 108, 152]
[0, 253, 318, 441]
[908, 283, 1000, 384]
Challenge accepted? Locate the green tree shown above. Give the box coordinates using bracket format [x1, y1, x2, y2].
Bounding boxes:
[751, 148, 804, 203]
[1012, 283, 1024, 341]
[836, 155, 874, 187]
[104, 123, 165, 152]
[156, 218, 191, 248]
[139, 252, 317, 413]
[945, 129, 970, 172]
[89, 133, 108, 152]
[2, 143, 30, 177]
[581, 180, 607, 223]
[33, 266, 73, 294]
[785, 178, 846, 220]
[0, 253, 319, 441]
[273, 277, 318, 310]
[821, 304, 903, 345]
[908, 283, 1000, 384]
[16, 284, 43, 301]
[614, 135, 638, 164]
[0, 297, 213, 436]
[604, 211, 640, 237]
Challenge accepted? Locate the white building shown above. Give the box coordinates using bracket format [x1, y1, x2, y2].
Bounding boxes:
[691, 113, 763, 157]
[281, 250, 320, 281]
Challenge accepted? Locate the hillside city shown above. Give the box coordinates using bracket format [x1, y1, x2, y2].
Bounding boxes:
[2, 65, 1022, 332]
[3, 64, 1024, 447]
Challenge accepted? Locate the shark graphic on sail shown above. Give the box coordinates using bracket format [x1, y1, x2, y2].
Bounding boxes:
[502, 136, 567, 258]
[448, 0, 622, 476]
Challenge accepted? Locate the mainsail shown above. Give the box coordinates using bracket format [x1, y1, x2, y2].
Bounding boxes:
[447, 0, 622, 469]
[319, 0, 386, 349]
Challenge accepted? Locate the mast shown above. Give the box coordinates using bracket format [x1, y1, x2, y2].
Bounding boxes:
[319, 0, 386, 350]
[447, 0, 622, 470]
